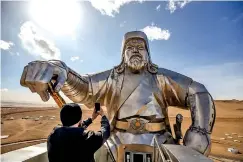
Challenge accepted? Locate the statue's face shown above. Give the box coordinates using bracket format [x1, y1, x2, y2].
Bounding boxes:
[124, 38, 148, 73]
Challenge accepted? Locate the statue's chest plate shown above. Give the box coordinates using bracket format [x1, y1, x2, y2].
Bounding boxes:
[117, 73, 164, 119]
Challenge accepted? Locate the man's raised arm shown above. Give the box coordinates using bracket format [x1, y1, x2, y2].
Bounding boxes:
[85, 108, 111, 153]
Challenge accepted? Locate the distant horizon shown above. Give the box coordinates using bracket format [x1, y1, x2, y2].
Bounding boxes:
[1, 98, 242, 105]
[1, 100, 57, 105]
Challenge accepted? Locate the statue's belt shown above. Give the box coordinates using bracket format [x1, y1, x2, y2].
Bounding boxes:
[115, 118, 165, 134]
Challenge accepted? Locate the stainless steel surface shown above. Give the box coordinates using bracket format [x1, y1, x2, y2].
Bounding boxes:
[153, 135, 167, 162]
[20, 31, 216, 159]
[174, 114, 183, 144]
[117, 70, 164, 120]
[176, 114, 183, 123]
[61, 68, 92, 105]
[20, 60, 68, 102]
[154, 135, 213, 162]
[162, 144, 213, 162]
[184, 81, 216, 155]
[188, 81, 215, 133]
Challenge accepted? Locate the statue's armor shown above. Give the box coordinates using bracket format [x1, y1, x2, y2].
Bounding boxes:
[61, 66, 215, 153]
[20, 31, 216, 161]
[118, 70, 163, 119]
[107, 70, 167, 159]
[59, 31, 216, 160]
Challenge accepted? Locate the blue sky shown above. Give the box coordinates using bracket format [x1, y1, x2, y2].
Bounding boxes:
[1, 1, 243, 103]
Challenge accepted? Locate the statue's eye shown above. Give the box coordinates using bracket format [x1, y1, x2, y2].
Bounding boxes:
[138, 46, 144, 50]
[126, 46, 132, 50]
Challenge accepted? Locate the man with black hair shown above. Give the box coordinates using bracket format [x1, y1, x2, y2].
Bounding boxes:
[47, 103, 110, 162]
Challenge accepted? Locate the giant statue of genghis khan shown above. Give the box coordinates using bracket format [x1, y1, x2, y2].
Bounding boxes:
[20, 31, 216, 161]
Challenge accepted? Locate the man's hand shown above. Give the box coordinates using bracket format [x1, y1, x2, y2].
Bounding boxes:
[91, 106, 105, 121]
[97, 107, 105, 117]
[20, 60, 68, 102]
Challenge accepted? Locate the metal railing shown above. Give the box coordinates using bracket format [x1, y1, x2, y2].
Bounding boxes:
[153, 135, 173, 162]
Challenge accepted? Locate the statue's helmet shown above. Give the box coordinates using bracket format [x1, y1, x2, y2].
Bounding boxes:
[115, 31, 158, 74]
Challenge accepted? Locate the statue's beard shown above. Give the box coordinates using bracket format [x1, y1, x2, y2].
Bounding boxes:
[127, 55, 147, 73]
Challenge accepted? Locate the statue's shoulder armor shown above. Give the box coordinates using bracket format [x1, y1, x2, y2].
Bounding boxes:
[85, 69, 113, 98]
[157, 67, 193, 89]
[87, 69, 113, 82]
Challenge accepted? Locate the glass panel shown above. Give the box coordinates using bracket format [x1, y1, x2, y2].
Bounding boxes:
[133, 154, 144, 162]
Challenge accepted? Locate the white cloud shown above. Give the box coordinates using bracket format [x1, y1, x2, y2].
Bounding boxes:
[70, 56, 83, 62]
[120, 21, 127, 27]
[88, 0, 143, 17]
[156, 4, 161, 11]
[0, 41, 19, 56]
[0, 40, 14, 50]
[181, 62, 243, 100]
[18, 21, 60, 60]
[166, 0, 190, 13]
[141, 24, 171, 41]
[0, 88, 8, 92]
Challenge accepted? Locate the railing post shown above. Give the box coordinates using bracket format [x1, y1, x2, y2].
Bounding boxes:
[153, 135, 166, 162]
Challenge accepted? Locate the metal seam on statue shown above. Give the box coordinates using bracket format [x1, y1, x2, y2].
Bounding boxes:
[111, 69, 115, 79]
[203, 132, 211, 154]
[189, 126, 211, 134]
[64, 88, 86, 102]
[94, 82, 108, 103]
[186, 79, 194, 106]
[86, 74, 95, 103]
[193, 92, 209, 95]
[64, 79, 81, 93]
[209, 93, 216, 132]
[38, 66, 49, 81]
[68, 69, 89, 84]
[63, 86, 81, 97]
[62, 74, 89, 103]
[74, 73, 89, 84]
[188, 95, 196, 124]
[68, 73, 88, 90]
[68, 89, 83, 99]
[65, 73, 75, 85]
[68, 80, 85, 94]
[32, 62, 42, 80]
[49, 62, 67, 71]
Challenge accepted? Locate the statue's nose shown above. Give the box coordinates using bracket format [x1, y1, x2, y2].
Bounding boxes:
[132, 47, 139, 52]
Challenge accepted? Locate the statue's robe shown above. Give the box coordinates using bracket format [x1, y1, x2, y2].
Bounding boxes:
[87, 67, 192, 128]
[80, 67, 193, 161]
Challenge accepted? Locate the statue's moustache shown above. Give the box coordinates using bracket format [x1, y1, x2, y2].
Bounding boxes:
[130, 53, 142, 60]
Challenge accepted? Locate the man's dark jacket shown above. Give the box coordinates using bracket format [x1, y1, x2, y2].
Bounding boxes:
[47, 116, 110, 162]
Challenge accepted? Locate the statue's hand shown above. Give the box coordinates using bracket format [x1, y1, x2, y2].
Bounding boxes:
[183, 126, 211, 156]
[20, 60, 68, 102]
